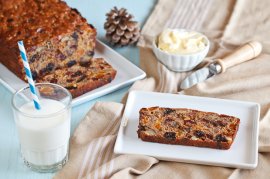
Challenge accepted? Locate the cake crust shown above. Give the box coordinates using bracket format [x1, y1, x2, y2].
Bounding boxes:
[137, 107, 240, 150]
[0, 0, 93, 48]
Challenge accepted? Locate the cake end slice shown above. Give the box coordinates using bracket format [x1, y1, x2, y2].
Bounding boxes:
[38, 58, 117, 98]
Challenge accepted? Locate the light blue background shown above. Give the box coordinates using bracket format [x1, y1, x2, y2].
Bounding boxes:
[0, 0, 156, 178]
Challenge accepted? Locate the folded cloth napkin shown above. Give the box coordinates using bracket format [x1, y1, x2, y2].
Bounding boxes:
[55, 0, 270, 178]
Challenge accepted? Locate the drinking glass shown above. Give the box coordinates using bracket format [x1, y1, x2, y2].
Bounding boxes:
[12, 83, 72, 172]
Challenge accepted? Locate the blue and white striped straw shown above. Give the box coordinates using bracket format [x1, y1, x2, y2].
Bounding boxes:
[18, 41, 41, 110]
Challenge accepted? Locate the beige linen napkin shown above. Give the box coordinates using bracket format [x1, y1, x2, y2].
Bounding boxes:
[55, 0, 270, 178]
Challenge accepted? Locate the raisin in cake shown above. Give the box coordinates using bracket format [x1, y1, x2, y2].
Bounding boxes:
[37, 58, 116, 98]
[137, 107, 240, 149]
[0, 0, 97, 95]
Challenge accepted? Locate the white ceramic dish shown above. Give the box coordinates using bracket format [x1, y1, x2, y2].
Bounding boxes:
[114, 91, 259, 169]
[0, 40, 146, 106]
[152, 29, 209, 72]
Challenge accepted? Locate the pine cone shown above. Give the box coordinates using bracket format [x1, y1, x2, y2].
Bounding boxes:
[104, 7, 140, 46]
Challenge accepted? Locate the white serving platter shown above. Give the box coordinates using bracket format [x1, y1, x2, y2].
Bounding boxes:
[114, 91, 260, 169]
[0, 40, 146, 106]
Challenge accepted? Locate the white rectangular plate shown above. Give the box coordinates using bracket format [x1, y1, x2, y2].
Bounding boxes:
[114, 91, 260, 169]
[0, 40, 145, 106]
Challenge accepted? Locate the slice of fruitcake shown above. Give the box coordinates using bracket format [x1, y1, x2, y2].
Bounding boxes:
[37, 58, 116, 97]
[137, 107, 240, 149]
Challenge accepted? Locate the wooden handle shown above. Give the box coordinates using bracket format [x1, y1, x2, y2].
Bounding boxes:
[216, 41, 262, 73]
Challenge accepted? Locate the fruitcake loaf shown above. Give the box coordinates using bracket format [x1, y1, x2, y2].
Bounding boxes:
[137, 107, 240, 149]
[0, 0, 96, 83]
[37, 58, 117, 98]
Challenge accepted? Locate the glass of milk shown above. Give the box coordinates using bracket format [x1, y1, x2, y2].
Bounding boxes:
[12, 83, 72, 172]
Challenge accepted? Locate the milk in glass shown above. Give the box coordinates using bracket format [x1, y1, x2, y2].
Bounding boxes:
[15, 99, 70, 167]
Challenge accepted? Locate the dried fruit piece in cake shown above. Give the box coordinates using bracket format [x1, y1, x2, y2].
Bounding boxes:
[137, 107, 240, 149]
[37, 58, 117, 98]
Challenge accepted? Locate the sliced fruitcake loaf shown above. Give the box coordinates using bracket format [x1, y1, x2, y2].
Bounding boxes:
[0, 0, 96, 82]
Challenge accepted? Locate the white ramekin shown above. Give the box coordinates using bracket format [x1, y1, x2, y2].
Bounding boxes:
[152, 29, 210, 72]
